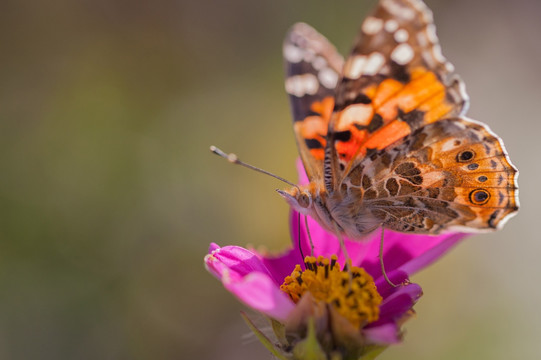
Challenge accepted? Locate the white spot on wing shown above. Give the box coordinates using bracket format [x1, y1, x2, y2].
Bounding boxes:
[394, 29, 409, 42]
[411, 0, 433, 22]
[283, 44, 304, 63]
[312, 56, 327, 70]
[391, 43, 414, 65]
[426, 24, 438, 44]
[384, 19, 399, 33]
[303, 50, 315, 63]
[363, 52, 385, 75]
[285, 74, 319, 97]
[441, 139, 457, 152]
[343, 55, 366, 79]
[344, 52, 385, 79]
[318, 68, 339, 89]
[422, 171, 446, 185]
[431, 44, 447, 64]
[362, 16, 384, 35]
[338, 104, 373, 130]
[417, 32, 428, 47]
[382, 0, 415, 20]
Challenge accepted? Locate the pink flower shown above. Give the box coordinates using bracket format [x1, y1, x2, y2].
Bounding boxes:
[206, 226, 464, 345]
[205, 160, 468, 358]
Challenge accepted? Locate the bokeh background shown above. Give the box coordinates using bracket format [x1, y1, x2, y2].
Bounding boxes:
[1, 0, 540, 359]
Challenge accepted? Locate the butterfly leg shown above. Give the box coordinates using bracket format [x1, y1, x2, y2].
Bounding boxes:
[297, 212, 305, 261]
[304, 215, 315, 256]
[380, 228, 398, 288]
[332, 221, 353, 286]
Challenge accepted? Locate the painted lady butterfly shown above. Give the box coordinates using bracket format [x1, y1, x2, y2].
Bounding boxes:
[278, 0, 519, 238]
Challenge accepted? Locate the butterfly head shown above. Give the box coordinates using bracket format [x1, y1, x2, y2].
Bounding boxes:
[277, 186, 314, 215]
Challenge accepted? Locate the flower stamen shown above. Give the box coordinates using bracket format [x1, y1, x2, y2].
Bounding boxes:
[280, 255, 383, 328]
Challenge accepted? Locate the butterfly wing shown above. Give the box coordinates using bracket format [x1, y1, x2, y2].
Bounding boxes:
[323, 0, 518, 234]
[344, 118, 518, 234]
[283, 23, 344, 180]
[323, 0, 468, 191]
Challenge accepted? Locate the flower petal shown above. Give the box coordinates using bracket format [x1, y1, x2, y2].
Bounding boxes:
[260, 244, 302, 286]
[374, 270, 409, 298]
[206, 243, 272, 280]
[359, 230, 467, 279]
[398, 232, 465, 274]
[363, 323, 401, 344]
[224, 271, 295, 322]
[208, 242, 220, 252]
[296, 158, 310, 185]
[205, 244, 295, 321]
[377, 283, 422, 322]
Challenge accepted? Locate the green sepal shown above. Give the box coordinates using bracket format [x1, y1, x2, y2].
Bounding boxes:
[357, 345, 387, 360]
[240, 311, 288, 360]
[271, 318, 289, 347]
[292, 317, 326, 360]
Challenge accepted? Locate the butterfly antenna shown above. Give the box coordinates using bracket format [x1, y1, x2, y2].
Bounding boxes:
[210, 146, 300, 191]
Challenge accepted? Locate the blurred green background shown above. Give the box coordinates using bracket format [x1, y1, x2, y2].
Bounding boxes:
[1, 0, 539, 359]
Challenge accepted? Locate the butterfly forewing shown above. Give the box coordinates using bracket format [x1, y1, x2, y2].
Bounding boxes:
[324, 0, 469, 190]
[283, 23, 344, 180]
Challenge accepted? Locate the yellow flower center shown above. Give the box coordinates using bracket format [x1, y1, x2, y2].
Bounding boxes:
[280, 255, 382, 328]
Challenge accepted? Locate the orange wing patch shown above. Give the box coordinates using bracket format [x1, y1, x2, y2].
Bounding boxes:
[372, 69, 449, 119]
[294, 96, 335, 162]
[362, 120, 411, 151]
[311, 96, 335, 120]
[331, 68, 456, 167]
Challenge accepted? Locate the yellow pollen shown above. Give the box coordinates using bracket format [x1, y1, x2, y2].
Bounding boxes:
[280, 255, 383, 328]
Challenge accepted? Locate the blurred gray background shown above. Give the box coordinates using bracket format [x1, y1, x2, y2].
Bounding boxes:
[1, 0, 539, 359]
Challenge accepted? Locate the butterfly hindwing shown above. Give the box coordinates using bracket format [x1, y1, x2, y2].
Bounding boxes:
[283, 23, 344, 180]
[340, 117, 518, 234]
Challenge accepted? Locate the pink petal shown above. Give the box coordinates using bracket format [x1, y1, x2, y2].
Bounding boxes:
[260, 244, 302, 286]
[377, 283, 422, 322]
[224, 271, 295, 322]
[363, 323, 401, 344]
[398, 232, 465, 274]
[374, 270, 409, 298]
[205, 244, 295, 321]
[296, 158, 310, 185]
[358, 230, 467, 279]
[206, 244, 272, 281]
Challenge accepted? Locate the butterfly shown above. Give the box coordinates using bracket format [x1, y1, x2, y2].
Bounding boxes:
[278, 0, 519, 239]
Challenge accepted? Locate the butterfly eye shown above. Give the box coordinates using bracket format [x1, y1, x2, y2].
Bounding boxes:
[456, 150, 475, 162]
[469, 189, 491, 205]
[298, 192, 312, 208]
